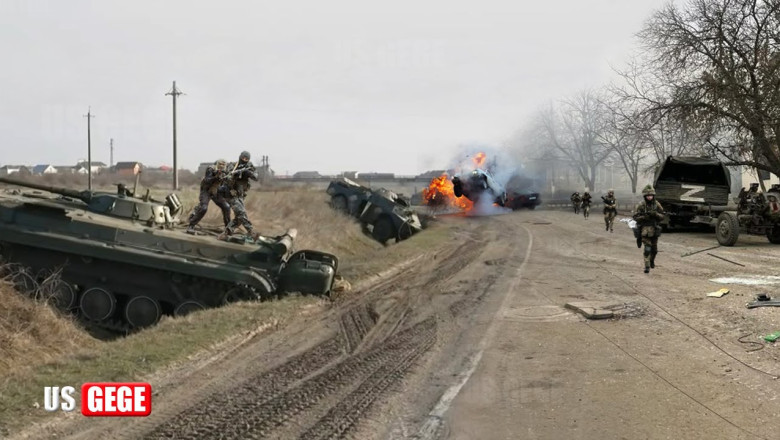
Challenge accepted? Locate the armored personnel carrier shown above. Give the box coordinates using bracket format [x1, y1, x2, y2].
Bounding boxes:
[326, 177, 422, 244]
[0, 176, 338, 332]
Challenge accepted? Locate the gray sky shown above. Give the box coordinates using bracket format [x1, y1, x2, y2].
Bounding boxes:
[0, 0, 667, 175]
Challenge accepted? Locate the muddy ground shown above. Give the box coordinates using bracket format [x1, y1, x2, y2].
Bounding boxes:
[11, 209, 780, 440]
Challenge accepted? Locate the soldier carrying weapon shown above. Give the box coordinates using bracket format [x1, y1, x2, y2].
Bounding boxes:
[602, 189, 617, 232]
[218, 151, 260, 241]
[186, 159, 232, 234]
[633, 185, 665, 273]
[581, 191, 592, 218]
[571, 192, 581, 214]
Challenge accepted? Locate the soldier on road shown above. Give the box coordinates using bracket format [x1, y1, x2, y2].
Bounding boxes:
[581, 191, 592, 218]
[602, 189, 617, 232]
[186, 159, 231, 234]
[571, 192, 581, 214]
[218, 151, 260, 241]
[633, 185, 665, 273]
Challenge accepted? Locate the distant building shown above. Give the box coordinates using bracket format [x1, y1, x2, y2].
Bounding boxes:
[54, 166, 78, 174]
[114, 161, 143, 176]
[356, 172, 395, 180]
[32, 164, 57, 175]
[146, 165, 173, 175]
[197, 162, 214, 175]
[76, 160, 107, 174]
[0, 165, 31, 176]
[415, 170, 447, 179]
[292, 171, 322, 179]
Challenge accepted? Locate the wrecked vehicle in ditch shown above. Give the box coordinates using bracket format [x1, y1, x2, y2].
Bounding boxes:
[712, 184, 780, 246]
[0, 176, 338, 333]
[452, 168, 507, 207]
[326, 177, 423, 244]
[653, 156, 731, 229]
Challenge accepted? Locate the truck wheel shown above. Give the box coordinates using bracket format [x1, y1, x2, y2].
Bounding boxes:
[371, 216, 395, 244]
[331, 195, 348, 213]
[766, 225, 780, 244]
[716, 212, 740, 246]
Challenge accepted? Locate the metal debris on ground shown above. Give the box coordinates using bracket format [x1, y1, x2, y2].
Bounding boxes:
[706, 253, 745, 267]
[681, 245, 721, 258]
[737, 334, 764, 352]
[706, 288, 730, 298]
[564, 301, 645, 320]
[763, 331, 780, 343]
[746, 294, 780, 309]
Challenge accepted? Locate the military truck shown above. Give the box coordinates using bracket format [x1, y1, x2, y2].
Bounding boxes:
[0, 176, 338, 333]
[713, 185, 780, 246]
[326, 177, 423, 244]
[653, 156, 731, 229]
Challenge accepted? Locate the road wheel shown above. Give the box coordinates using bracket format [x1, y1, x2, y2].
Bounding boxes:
[766, 225, 780, 244]
[716, 212, 740, 246]
[371, 216, 396, 244]
[330, 195, 348, 213]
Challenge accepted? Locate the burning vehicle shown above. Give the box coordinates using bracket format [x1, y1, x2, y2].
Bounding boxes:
[326, 177, 423, 244]
[452, 169, 507, 207]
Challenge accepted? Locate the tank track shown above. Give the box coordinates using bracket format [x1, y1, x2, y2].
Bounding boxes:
[0, 241, 274, 335]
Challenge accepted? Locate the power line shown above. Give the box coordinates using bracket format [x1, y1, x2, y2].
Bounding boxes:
[165, 81, 184, 190]
[83, 107, 95, 191]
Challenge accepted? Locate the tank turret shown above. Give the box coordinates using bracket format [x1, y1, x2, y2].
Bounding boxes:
[0, 175, 183, 227]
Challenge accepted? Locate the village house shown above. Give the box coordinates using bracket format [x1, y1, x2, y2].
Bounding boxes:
[76, 160, 108, 174]
[114, 161, 143, 176]
[31, 164, 57, 175]
[0, 165, 31, 176]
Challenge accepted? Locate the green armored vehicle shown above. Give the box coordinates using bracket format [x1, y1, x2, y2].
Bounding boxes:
[326, 177, 423, 244]
[0, 176, 338, 332]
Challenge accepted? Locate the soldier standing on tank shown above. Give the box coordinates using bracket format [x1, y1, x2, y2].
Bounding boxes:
[602, 189, 617, 232]
[633, 185, 665, 273]
[218, 151, 260, 241]
[571, 192, 581, 214]
[581, 191, 592, 218]
[186, 159, 231, 234]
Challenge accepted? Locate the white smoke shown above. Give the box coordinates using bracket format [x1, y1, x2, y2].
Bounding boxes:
[449, 143, 520, 217]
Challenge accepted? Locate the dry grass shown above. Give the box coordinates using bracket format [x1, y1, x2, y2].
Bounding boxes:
[186, 188, 385, 264]
[0, 279, 95, 379]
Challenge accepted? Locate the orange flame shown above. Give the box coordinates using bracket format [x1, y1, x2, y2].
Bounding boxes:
[472, 152, 486, 169]
[423, 174, 474, 211]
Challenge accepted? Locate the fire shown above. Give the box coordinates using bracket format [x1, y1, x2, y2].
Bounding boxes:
[423, 174, 474, 211]
[472, 152, 486, 169]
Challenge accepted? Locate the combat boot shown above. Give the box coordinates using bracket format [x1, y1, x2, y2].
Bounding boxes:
[186, 225, 196, 235]
[250, 231, 260, 242]
[644, 266, 650, 273]
[650, 254, 656, 268]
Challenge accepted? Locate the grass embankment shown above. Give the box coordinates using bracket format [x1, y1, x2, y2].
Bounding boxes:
[0, 188, 450, 436]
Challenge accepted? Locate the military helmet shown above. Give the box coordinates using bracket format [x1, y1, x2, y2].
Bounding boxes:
[642, 184, 656, 196]
[750, 182, 760, 189]
[239, 150, 251, 161]
[608, 188, 614, 194]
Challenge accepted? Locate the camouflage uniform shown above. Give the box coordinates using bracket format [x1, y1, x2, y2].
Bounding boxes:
[219, 151, 259, 240]
[602, 190, 617, 232]
[571, 192, 581, 214]
[633, 185, 665, 273]
[187, 159, 231, 233]
[581, 192, 592, 218]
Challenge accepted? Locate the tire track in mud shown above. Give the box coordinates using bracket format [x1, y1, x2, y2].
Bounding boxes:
[147, 317, 436, 439]
[142, 223, 491, 439]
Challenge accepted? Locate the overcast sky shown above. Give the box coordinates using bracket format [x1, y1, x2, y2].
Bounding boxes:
[0, 0, 669, 175]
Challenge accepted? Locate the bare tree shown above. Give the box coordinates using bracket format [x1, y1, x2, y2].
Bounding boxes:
[535, 90, 613, 191]
[599, 95, 649, 194]
[634, 0, 780, 175]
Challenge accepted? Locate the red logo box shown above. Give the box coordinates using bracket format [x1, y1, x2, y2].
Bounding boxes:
[81, 382, 152, 417]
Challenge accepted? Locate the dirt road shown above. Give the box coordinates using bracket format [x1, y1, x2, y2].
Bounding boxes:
[19, 209, 780, 439]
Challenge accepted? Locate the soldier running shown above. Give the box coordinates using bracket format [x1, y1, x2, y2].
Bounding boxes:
[581, 191, 592, 218]
[633, 185, 665, 273]
[602, 189, 617, 232]
[186, 159, 231, 234]
[218, 151, 260, 241]
[571, 192, 581, 214]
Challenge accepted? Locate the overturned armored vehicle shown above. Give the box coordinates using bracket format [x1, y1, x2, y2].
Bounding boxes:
[452, 169, 507, 207]
[0, 176, 338, 332]
[654, 156, 731, 229]
[326, 177, 422, 244]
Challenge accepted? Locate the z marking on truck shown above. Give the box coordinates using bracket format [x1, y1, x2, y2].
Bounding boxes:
[680, 184, 706, 203]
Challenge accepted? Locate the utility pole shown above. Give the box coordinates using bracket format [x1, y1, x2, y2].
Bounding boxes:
[110, 138, 114, 168]
[84, 107, 95, 191]
[165, 81, 184, 190]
